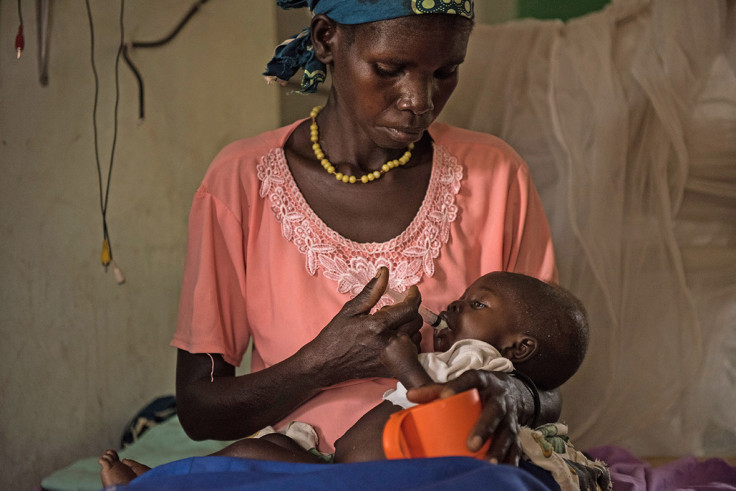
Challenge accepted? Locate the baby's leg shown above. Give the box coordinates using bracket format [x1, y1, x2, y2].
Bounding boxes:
[212, 433, 326, 463]
[98, 434, 324, 487]
[334, 401, 400, 463]
[99, 449, 151, 487]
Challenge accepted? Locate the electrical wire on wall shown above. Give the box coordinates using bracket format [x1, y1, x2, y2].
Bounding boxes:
[15, 0, 24, 59]
[38, 0, 50, 85]
[84, 0, 210, 284]
[85, 0, 126, 285]
[122, 0, 211, 121]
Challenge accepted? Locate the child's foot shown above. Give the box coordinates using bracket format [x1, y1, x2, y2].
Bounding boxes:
[98, 449, 151, 487]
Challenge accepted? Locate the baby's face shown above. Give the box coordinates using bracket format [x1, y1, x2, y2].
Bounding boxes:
[434, 273, 520, 353]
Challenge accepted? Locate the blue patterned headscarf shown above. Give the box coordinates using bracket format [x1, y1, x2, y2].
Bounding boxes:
[263, 0, 474, 93]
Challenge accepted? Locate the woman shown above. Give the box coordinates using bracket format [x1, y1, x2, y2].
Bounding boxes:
[173, 0, 558, 467]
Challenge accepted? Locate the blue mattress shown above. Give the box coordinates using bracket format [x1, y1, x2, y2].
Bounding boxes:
[116, 455, 557, 490]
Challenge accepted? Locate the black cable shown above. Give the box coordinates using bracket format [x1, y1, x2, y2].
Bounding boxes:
[86, 0, 126, 267]
[122, 44, 144, 121]
[104, 0, 125, 218]
[122, 0, 211, 121]
[84, 0, 204, 278]
[85, 0, 103, 216]
[130, 0, 210, 49]
[17, 0, 23, 26]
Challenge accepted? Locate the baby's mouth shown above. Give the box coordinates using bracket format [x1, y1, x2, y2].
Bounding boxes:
[434, 312, 451, 332]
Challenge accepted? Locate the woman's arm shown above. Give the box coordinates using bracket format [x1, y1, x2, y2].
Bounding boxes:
[176, 349, 326, 441]
[176, 269, 424, 441]
[406, 371, 561, 465]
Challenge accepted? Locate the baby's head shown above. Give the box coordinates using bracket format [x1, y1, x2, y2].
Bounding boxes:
[434, 272, 589, 390]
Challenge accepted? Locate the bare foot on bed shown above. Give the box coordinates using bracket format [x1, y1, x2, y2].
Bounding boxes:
[99, 449, 151, 487]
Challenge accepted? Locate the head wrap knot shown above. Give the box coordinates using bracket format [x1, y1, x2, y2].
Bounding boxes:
[263, 0, 474, 93]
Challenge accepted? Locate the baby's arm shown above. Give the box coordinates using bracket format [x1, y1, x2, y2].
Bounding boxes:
[380, 333, 434, 389]
[334, 333, 434, 463]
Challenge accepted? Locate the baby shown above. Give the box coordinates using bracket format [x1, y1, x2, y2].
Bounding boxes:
[99, 271, 589, 485]
[333, 271, 589, 462]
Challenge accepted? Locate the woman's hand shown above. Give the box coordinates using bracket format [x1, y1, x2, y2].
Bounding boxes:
[306, 267, 423, 381]
[406, 370, 537, 465]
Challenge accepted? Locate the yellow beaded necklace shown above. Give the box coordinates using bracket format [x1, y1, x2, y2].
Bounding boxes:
[309, 106, 414, 184]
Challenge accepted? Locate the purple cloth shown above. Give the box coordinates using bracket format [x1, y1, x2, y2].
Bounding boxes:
[587, 445, 736, 490]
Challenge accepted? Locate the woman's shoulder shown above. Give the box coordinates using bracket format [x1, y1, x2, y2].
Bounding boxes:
[208, 121, 303, 172]
[194, 121, 303, 212]
[429, 122, 526, 171]
[198, 120, 304, 191]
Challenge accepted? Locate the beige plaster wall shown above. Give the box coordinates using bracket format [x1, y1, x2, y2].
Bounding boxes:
[0, 2, 529, 489]
[0, 1, 278, 489]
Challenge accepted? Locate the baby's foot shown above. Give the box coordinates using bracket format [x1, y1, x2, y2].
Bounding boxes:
[98, 449, 150, 487]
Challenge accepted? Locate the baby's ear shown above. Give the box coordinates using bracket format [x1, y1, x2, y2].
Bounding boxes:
[501, 336, 538, 363]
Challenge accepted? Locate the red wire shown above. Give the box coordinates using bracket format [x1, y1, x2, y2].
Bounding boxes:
[15, 25, 24, 58]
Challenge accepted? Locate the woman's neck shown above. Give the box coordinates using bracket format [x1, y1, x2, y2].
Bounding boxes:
[315, 101, 416, 174]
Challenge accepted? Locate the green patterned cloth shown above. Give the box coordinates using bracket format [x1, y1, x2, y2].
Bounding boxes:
[520, 423, 612, 491]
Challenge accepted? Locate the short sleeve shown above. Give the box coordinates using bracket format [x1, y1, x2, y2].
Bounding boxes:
[428, 123, 557, 286]
[171, 188, 250, 367]
[503, 158, 558, 283]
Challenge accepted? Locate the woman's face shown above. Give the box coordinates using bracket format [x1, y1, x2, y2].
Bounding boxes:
[434, 273, 522, 353]
[328, 15, 471, 150]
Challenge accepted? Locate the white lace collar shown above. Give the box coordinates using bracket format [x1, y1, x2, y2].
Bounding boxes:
[257, 143, 462, 297]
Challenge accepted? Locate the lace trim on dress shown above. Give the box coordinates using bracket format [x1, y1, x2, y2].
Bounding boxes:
[257, 144, 463, 298]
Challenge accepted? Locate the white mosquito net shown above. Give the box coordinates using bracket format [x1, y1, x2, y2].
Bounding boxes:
[440, 0, 736, 456]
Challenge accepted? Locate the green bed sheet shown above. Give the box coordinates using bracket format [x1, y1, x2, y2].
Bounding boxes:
[41, 416, 234, 491]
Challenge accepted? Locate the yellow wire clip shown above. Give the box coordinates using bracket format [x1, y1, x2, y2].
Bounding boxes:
[101, 238, 112, 270]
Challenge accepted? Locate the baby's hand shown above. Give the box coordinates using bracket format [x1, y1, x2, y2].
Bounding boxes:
[382, 333, 434, 389]
[381, 333, 419, 368]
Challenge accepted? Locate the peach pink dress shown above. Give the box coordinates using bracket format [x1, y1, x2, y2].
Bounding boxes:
[172, 120, 556, 452]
